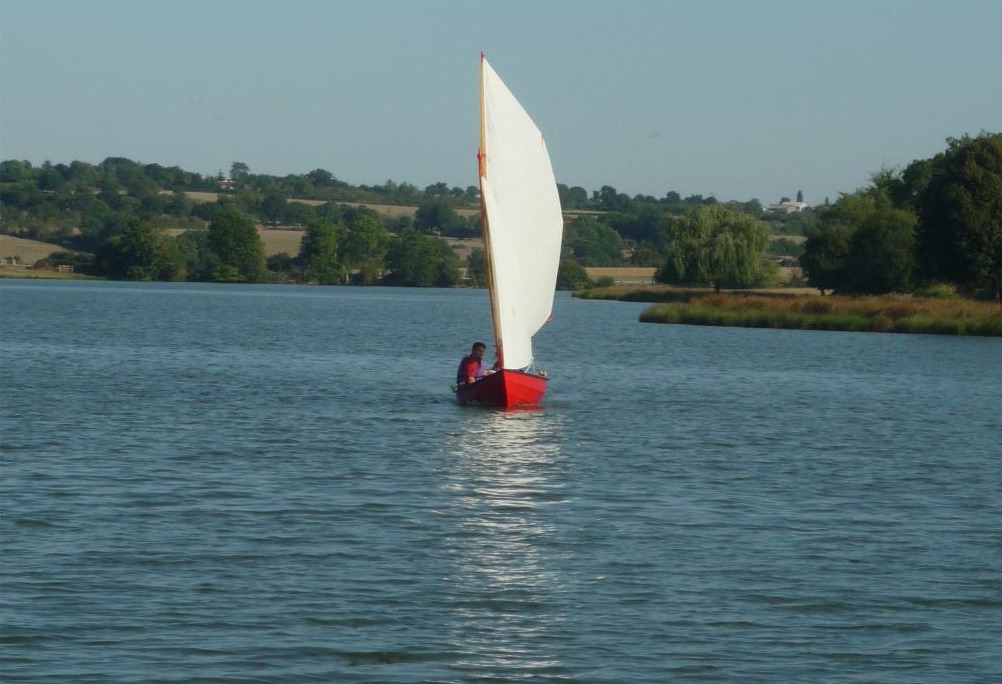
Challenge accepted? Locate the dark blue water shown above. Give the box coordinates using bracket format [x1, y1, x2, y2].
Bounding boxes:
[2, 280, 1000, 683]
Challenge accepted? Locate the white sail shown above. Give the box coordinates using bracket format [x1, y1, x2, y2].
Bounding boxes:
[479, 56, 564, 371]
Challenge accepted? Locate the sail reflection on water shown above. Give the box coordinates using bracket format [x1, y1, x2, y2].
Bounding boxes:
[441, 411, 572, 677]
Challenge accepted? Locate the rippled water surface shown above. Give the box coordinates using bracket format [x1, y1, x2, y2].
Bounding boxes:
[2, 280, 1000, 682]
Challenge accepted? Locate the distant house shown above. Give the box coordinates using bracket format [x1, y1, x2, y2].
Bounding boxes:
[765, 201, 810, 214]
[218, 179, 236, 191]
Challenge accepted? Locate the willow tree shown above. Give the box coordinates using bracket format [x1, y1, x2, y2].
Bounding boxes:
[656, 205, 771, 292]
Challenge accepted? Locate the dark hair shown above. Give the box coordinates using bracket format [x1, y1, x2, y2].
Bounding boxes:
[472, 341, 486, 351]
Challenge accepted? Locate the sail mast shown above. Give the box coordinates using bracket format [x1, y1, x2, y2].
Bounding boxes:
[478, 52, 504, 367]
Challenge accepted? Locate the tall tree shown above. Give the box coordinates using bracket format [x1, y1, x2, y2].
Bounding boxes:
[844, 204, 916, 294]
[298, 219, 340, 284]
[466, 248, 487, 288]
[916, 132, 1002, 300]
[802, 190, 918, 294]
[341, 213, 388, 284]
[414, 198, 462, 236]
[563, 216, 624, 266]
[260, 191, 288, 226]
[96, 220, 183, 281]
[385, 229, 459, 287]
[230, 162, 250, 181]
[207, 206, 266, 282]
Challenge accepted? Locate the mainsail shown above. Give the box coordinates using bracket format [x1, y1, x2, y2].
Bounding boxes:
[479, 55, 564, 371]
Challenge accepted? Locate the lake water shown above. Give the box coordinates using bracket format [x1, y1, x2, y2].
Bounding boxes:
[1, 280, 1000, 683]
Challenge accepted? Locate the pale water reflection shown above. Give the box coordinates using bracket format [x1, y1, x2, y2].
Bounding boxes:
[442, 410, 573, 678]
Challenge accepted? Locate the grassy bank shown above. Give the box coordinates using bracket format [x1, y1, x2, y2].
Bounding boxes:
[636, 293, 1002, 336]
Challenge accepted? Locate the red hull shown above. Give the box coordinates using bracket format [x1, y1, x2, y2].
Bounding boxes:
[455, 369, 548, 409]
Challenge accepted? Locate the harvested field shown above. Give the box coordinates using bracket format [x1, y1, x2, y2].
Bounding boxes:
[446, 238, 480, 262]
[586, 267, 656, 284]
[254, 229, 307, 256]
[166, 227, 306, 257]
[0, 235, 65, 266]
[174, 192, 478, 218]
[165, 227, 480, 261]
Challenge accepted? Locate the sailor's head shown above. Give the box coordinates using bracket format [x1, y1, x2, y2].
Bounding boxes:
[472, 341, 486, 357]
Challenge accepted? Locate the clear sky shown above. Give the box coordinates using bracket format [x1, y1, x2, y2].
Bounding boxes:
[2, 1, 1000, 205]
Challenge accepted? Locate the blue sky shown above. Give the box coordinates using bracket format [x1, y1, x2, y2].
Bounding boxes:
[2, 1, 1000, 204]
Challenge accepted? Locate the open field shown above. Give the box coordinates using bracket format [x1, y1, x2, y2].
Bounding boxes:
[0, 235, 89, 278]
[1, 235, 65, 264]
[163, 228, 481, 261]
[586, 267, 657, 285]
[164, 227, 307, 258]
[170, 191, 479, 218]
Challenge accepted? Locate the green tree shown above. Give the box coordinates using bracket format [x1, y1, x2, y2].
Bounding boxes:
[656, 205, 771, 292]
[96, 220, 182, 280]
[424, 182, 449, 197]
[563, 216, 624, 266]
[916, 132, 1002, 300]
[207, 206, 266, 282]
[230, 162, 250, 182]
[801, 190, 918, 294]
[341, 212, 388, 284]
[466, 248, 487, 287]
[595, 185, 633, 212]
[844, 204, 917, 294]
[385, 229, 458, 287]
[260, 191, 288, 226]
[801, 239, 841, 295]
[557, 184, 589, 210]
[414, 198, 463, 236]
[556, 259, 593, 291]
[0, 160, 35, 184]
[298, 219, 340, 284]
[629, 243, 663, 267]
[174, 229, 214, 281]
[801, 193, 870, 293]
[433, 239, 462, 287]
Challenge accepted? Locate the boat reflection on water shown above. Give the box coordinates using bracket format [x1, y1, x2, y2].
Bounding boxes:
[441, 410, 571, 678]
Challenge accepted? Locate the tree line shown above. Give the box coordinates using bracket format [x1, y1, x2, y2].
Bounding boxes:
[1, 156, 735, 286]
[2, 131, 999, 299]
[800, 132, 1001, 300]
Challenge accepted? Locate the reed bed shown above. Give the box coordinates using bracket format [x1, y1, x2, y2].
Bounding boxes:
[639, 294, 1002, 336]
[575, 285, 709, 303]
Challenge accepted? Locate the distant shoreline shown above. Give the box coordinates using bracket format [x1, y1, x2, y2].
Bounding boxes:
[576, 287, 1002, 337]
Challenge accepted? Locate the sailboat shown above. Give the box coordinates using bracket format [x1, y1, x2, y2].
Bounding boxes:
[455, 54, 564, 409]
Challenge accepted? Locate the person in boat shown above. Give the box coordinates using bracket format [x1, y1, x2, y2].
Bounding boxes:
[456, 341, 496, 385]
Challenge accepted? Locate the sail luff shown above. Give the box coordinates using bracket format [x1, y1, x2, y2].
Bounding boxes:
[478, 53, 505, 367]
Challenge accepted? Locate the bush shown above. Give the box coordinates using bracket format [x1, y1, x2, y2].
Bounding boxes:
[913, 282, 958, 299]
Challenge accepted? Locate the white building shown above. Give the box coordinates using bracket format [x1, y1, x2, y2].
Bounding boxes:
[765, 200, 810, 214]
